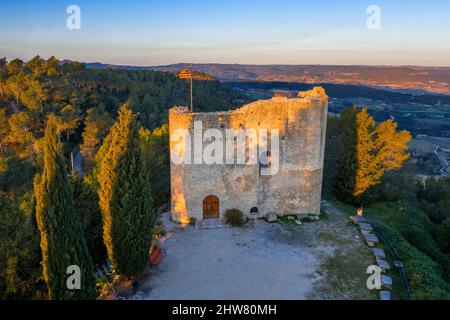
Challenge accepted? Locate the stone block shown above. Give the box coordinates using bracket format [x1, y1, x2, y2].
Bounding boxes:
[380, 291, 391, 300]
[376, 258, 391, 271]
[381, 275, 392, 289]
[361, 230, 379, 246]
[359, 222, 373, 231]
[350, 215, 368, 224]
[372, 248, 386, 259]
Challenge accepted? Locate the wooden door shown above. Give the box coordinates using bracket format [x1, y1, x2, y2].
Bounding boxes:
[203, 195, 219, 219]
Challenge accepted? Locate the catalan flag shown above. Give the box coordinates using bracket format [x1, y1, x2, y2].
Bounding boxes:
[179, 65, 194, 112]
[179, 67, 191, 79]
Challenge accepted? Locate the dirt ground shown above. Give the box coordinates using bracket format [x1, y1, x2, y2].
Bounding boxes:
[133, 201, 377, 300]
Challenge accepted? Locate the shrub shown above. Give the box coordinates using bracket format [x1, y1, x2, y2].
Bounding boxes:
[189, 217, 197, 226]
[224, 209, 245, 226]
[367, 203, 450, 299]
[380, 222, 450, 299]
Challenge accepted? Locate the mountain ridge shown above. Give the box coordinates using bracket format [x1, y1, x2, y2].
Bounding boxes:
[76, 61, 450, 95]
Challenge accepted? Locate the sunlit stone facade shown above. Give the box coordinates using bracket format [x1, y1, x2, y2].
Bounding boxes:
[169, 87, 328, 223]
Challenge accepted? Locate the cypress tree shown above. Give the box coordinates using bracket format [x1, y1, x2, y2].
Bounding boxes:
[71, 173, 107, 264]
[98, 105, 154, 278]
[34, 116, 96, 299]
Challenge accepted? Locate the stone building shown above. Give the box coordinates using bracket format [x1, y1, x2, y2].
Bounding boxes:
[169, 87, 328, 224]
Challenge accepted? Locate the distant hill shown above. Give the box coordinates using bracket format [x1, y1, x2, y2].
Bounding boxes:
[78, 61, 450, 95]
[226, 81, 450, 106]
[149, 64, 450, 95]
[78, 61, 214, 80]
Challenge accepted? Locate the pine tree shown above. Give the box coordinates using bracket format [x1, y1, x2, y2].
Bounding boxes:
[34, 116, 96, 299]
[332, 107, 411, 204]
[354, 108, 377, 197]
[374, 119, 411, 173]
[0, 193, 43, 299]
[332, 106, 358, 204]
[354, 109, 411, 198]
[98, 105, 154, 278]
[139, 124, 170, 207]
[80, 105, 113, 170]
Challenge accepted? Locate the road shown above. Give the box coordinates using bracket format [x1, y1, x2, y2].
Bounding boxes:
[433, 146, 449, 176]
[416, 136, 450, 176]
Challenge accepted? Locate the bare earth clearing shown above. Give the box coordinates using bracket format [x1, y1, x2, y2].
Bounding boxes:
[133, 201, 376, 300]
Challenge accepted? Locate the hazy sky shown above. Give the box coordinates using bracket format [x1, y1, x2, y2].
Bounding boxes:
[1, 0, 450, 66]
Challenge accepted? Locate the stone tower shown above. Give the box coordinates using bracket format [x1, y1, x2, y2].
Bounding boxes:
[169, 87, 328, 224]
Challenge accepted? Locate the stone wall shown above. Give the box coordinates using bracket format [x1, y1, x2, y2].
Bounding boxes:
[169, 87, 328, 223]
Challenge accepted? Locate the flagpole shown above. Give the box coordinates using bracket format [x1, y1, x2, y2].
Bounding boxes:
[190, 64, 193, 112]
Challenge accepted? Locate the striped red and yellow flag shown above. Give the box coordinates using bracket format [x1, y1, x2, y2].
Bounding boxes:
[178, 67, 191, 79]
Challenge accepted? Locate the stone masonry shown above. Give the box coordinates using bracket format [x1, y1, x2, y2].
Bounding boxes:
[169, 87, 328, 223]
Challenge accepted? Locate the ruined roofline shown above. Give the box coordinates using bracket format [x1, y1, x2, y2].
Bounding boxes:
[169, 86, 328, 115]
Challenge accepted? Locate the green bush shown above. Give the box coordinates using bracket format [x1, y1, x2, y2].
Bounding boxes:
[189, 217, 197, 226]
[367, 203, 450, 299]
[224, 209, 246, 227]
[379, 223, 450, 299]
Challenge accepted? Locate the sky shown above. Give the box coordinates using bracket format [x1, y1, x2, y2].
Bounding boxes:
[0, 0, 450, 66]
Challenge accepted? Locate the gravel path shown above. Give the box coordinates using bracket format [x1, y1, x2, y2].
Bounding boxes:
[133, 201, 374, 300]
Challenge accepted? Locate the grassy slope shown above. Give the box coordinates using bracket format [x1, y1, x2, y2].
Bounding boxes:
[326, 197, 450, 300]
[295, 203, 378, 300]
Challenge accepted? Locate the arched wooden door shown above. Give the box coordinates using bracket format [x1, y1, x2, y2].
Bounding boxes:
[203, 195, 219, 219]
